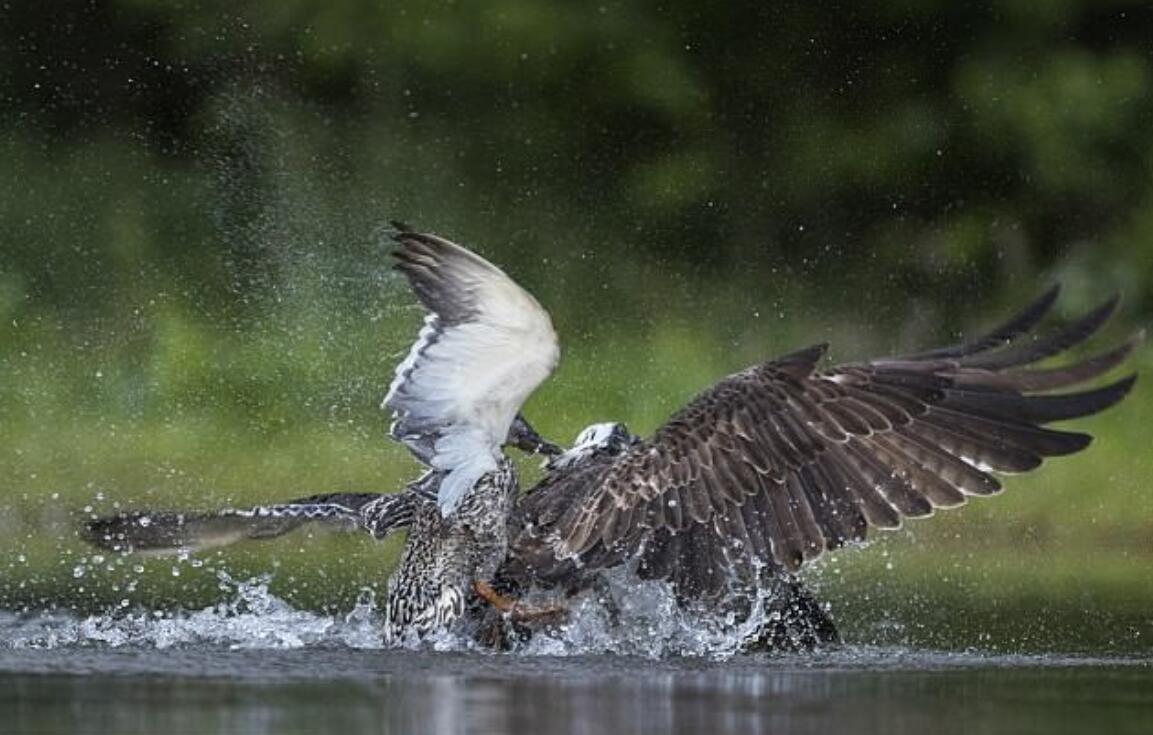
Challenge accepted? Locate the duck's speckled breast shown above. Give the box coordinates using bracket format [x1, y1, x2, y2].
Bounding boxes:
[383, 458, 518, 643]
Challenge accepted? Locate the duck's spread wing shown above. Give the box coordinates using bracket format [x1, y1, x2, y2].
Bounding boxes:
[385, 227, 560, 513]
[82, 491, 415, 555]
[527, 288, 1138, 597]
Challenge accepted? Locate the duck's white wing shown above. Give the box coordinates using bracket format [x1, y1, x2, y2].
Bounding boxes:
[384, 227, 560, 515]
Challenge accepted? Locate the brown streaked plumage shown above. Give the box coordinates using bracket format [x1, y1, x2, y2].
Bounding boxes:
[503, 286, 1139, 615]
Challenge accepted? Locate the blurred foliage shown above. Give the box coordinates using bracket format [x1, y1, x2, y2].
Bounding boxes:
[1, 0, 1151, 426]
[0, 0, 1151, 649]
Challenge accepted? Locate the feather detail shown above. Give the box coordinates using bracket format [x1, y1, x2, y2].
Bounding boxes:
[513, 287, 1136, 600]
[384, 230, 559, 515]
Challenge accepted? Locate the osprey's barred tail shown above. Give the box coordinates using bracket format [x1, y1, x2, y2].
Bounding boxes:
[81, 492, 416, 555]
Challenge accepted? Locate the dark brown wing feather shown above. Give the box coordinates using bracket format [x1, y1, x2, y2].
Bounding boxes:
[512, 290, 1139, 598]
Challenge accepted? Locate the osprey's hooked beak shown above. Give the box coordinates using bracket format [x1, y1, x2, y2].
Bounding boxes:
[507, 413, 563, 457]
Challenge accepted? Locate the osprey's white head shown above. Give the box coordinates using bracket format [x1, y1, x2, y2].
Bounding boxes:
[547, 422, 640, 471]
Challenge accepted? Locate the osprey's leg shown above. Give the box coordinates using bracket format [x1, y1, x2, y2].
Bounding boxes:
[472, 580, 568, 624]
[472, 580, 514, 612]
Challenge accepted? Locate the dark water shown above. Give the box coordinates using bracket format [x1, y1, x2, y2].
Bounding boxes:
[1, 647, 1150, 735]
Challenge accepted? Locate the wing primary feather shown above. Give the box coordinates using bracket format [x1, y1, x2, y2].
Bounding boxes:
[956, 333, 1143, 393]
[663, 484, 686, 530]
[801, 462, 868, 546]
[738, 490, 773, 561]
[940, 376, 1136, 425]
[822, 443, 902, 529]
[922, 406, 1092, 457]
[842, 440, 933, 517]
[893, 285, 1060, 360]
[889, 428, 1003, 495]
[959, 295, 1119, 370]
[784, 473, 827, 560]
[911, 416, 1043, 472]
[761, 474, 806, 570]
[681, 473, 714, 524]
[868, 434, 967, 508]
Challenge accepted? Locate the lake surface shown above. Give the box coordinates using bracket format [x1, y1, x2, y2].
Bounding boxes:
[1, 647, 1150, 735]
[1, 578, 1150, 735]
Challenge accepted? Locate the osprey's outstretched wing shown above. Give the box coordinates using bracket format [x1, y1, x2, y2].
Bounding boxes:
[515, 288, 1139, 598]
[385, 226, 560, 515]
[82, 491, 415, 554]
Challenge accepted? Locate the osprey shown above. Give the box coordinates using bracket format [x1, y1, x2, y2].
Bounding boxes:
[84, 227, 1140, 650]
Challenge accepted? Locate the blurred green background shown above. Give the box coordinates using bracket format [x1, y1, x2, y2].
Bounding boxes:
[0, 0, 1150, 653]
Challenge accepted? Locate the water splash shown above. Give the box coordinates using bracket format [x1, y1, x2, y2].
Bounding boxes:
[0, 573, 383, 651]
[1, 571, 1146, 669]
[0, 568, 788, 658]
[522, 570, 794, 660]
[5, 565, 1137, 662]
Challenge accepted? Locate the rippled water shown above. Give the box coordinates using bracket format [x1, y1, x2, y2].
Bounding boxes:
[3, 646, 1150, 735]
[1, 579, 1151, 734]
